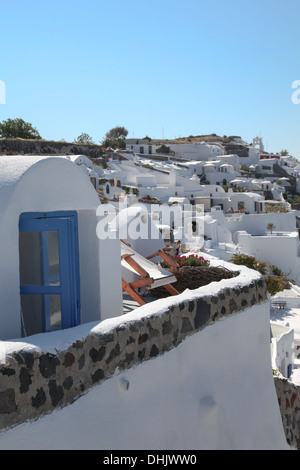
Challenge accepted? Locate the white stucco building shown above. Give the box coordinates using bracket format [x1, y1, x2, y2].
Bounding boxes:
[202, 161, 240, 186]
[125, 140, 225, 161]
[0, 155, 122, 340]
[169, 142, 224, 160]
[236, 230, 300, 284]
[271, 323, 294, 379]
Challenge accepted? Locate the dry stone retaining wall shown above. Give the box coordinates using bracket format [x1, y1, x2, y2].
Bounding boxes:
[0, 138, 104, 162]
[0, 276, 268, 431]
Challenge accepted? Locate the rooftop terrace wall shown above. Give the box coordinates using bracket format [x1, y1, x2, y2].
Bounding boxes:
[0, 259, 269, 431]
[0, 258, 293, 449]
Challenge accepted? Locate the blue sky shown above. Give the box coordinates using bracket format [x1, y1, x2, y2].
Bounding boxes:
[1, 0, 300, 156]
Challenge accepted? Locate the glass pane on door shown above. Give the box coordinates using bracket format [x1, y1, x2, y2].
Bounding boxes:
[49, 294, 62, 330]
[19, 231, 60, 286]
[20, 294, 62, 336]
[20, 294, 43, 337]
[19, 231, 42, 286]
[46, 231, 60, 286]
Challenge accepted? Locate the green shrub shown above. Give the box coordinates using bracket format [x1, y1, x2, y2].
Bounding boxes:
[265, 275, 290, 296]
[230, 253, 267, 275]
[230, 253, 290, 295]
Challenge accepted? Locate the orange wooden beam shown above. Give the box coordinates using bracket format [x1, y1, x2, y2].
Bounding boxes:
[122, 279, 146, 306]
[130, 278, 153, 289]
[147, 249, 180, 271]
[163, 284, 180, 296]
[121, 253, 149, 279]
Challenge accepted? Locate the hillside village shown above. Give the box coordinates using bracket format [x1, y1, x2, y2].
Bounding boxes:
[3, 0, 300, 450]
[89, 134, 300, 382]
[0, 133, 300, 449]
[97, 134, 300, 283]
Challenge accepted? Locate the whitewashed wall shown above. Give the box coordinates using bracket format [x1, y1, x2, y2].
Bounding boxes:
[223, 211, 297, 237]
[237, 231, 300, 282]
[0, 301, 289, 450]
[271, 323, 294, 378]
[170, 142, 224, 160]
[0, 156, 122, 339]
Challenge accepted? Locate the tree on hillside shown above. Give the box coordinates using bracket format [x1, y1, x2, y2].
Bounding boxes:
[0, 118, 41, 139]
[102, 126, 128, 149]
[74, 132, 94, 144]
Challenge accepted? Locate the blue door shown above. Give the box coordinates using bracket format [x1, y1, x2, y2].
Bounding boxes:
[19, 212, 80, 336]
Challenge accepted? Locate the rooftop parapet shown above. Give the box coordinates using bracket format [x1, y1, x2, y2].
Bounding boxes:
[0, 257, 267, 431]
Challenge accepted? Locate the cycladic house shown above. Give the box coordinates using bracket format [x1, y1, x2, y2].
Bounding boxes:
[0, 156, 122, 340]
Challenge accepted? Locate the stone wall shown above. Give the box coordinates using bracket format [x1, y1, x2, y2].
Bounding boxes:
[0, 273, 268, 432]
[0, 138, 104, 163]
[223, 143, 249, 158]
[274, 376, 300, 449]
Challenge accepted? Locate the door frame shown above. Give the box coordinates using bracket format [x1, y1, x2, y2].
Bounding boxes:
[19, 211, 81, 334]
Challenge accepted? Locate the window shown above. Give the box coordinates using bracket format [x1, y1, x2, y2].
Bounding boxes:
[140, 146, 144, 154]
[19, 212, 80, 337]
